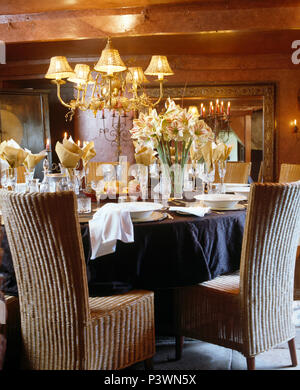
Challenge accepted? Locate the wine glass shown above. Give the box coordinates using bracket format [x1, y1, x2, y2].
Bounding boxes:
[218, 160, 227, 194]
[91, 180, 105, 208]
[198, 162, 215, 194]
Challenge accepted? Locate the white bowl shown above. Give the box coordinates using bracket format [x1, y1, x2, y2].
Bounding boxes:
[120, 202, 163, 219]
[231, 187, 251, 200]
[194, 193, 247, 209]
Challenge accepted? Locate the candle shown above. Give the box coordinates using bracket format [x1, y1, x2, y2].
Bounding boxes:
[209, 101, 213, 114]
[294, 119, 297, 126]
[227, 102, 231, 115]
[46, 138, 50, 151]
[202, 107, 205, 117]
[77, 140, 81, 147]
[64, 132, 68, 139]
[200, 103, 204, 116]
[220, 101, 224, 114]
[216, 99, 219, 113]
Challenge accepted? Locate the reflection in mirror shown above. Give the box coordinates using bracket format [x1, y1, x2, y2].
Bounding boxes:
[147, 84, 274, 181]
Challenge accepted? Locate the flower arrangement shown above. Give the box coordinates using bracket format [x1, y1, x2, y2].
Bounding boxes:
[130, 98, 214, 197]
[130, 98, 213, 165]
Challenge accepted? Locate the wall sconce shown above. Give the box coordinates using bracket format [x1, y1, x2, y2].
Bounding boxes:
[291, 119, 300, 141]
[291, 119, 298, 133]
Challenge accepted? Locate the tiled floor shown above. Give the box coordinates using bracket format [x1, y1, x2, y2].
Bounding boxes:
[130, 302, 300, 370]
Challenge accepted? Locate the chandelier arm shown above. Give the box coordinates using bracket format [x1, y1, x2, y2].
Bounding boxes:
[82, 84, 88, 104]
[75, 87, 81, 104]
[56, 81, 73, 109]
[91, 74, 100, 99]
[151, 80, 164, 108]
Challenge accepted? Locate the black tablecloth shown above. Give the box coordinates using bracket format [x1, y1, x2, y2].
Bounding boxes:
[0, 209, 246, 297]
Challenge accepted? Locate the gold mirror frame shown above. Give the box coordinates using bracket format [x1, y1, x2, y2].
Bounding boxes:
[147, 83, 275, 182]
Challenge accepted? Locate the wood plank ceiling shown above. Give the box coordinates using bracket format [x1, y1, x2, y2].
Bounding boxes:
[0, 0, 299, 87]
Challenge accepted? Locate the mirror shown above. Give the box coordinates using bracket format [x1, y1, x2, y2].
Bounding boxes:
[147, 83, 275, 182]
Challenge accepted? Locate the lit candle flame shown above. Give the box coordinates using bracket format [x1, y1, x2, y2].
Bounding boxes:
[64, 132, 68, 139]
[77, 140, 81, 147]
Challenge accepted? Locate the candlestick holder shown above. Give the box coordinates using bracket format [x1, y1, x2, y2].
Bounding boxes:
[200, 112, 231, 140]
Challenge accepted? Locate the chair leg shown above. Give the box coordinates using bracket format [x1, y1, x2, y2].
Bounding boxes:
[288, 338, 298, 367]
[144, 358, 154, 370]
[246, 357, 255, 370]
[175, 336, 184, 360]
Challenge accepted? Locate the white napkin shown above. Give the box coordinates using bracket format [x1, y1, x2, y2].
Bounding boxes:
[169, 206, 211, 217]
[88, 203, 134, 259]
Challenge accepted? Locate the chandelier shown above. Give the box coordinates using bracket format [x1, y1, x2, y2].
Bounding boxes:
[188, 99, 231, 139]
[45, 37, 174, 120]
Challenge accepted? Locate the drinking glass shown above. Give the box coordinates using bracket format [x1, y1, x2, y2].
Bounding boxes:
[24, 169, 35, 191]
[91, 180, 105, 207]
[77, 194, 91, 214]
[198, 162, 215, 194]
[137, 165, 148, 200]
[218, 160, 227, 194]
[29, 179, 40, 193]
[15, 183, 27, 193]
[4, 168, 17, 190]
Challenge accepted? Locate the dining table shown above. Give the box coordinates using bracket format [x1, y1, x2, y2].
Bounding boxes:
[0, 197, 247, 335]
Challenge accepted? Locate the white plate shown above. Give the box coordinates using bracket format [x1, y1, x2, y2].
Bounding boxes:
[226, 186, 250, 192]
[132, 211, 167, 223]
[194, 194, 246, 209]
[225, 183, 250, 187]
[175, 209, 211, 216]
[118, 201, 164, 219]
[211, 204, 246, 211]
[232, 187, 251, 200]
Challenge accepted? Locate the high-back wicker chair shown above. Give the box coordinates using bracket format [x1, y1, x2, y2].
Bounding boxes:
[215, 162, 251, 183]
[257, 161, 264, 183]
[278, 163, 300, 300]
[0, 190, 155, 370]
[225, 161, 251, 183]
[279, 163, 300, 183]
[174, 182, 300, 370]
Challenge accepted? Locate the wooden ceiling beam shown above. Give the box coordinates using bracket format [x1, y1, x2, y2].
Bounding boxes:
[1, 4, 300, 43]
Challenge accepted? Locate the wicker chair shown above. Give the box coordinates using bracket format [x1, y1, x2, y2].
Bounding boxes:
[174, 182, 300, 370]
[215, 162, 251, 184]
[257, 162, 264, 183]
[0, 190, 155, 370]
[279, 163, 300, 183]
[278, 163, 300, 300]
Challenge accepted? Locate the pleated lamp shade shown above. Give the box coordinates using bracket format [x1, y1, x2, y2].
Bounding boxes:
[144, 55, 174, 80]
[67, 64, 91, 84]
[45, 56, 75, 79]
[126, 67, 149, 84]
[94, 38, 127, 75]
[188, 106, 200, 117]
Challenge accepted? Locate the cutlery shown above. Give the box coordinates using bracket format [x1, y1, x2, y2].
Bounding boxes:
[166, 213, 174, 220]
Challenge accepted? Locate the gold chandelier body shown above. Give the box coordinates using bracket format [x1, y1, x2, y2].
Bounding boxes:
[45, 38, 174, 120]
